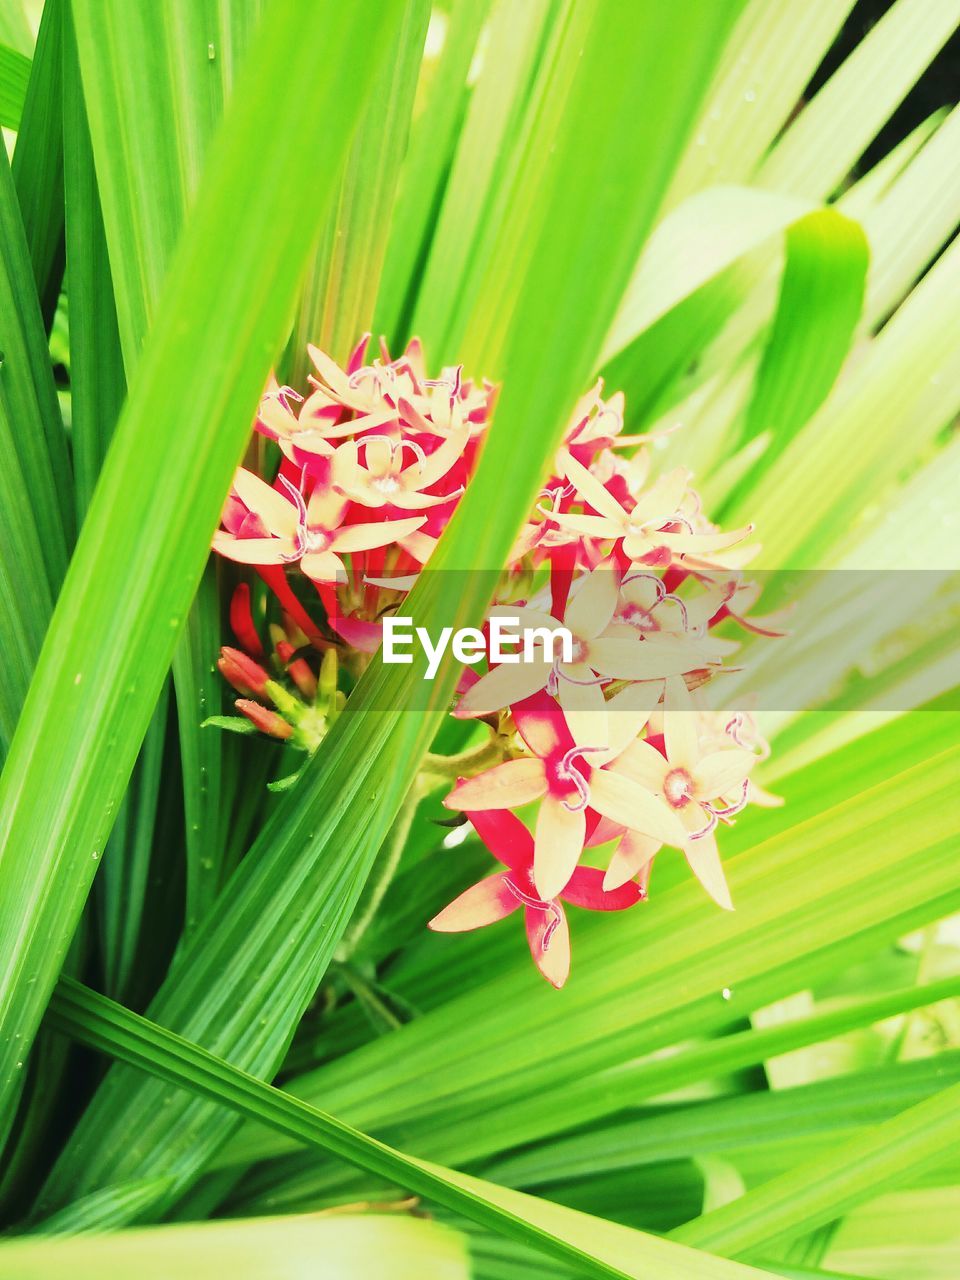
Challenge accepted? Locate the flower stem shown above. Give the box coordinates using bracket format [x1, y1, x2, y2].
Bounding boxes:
[337, 780, 424, 959]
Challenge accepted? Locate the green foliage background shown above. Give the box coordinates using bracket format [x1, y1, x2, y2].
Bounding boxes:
[0, 1, 957, 1276]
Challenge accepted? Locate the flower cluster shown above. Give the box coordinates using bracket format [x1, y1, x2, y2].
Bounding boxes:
[213, 334, 494, 661]
[212, 339, 785, 987]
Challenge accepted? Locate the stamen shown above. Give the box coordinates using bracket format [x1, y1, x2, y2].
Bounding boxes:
[687, 807, 718, 840]
[705, 778, 750, 821]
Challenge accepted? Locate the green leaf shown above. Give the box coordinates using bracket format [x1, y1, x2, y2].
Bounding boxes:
[738, 209, 868, 469]
[46, 978, 776, 1280]
[61, 0, 124, 518]
[10, 0, 65, 329]
[410, 0, 558, 357]
[670, 1074, 960, 1258]
[373, 0, 491, 348]
[0, 1206, 468, 1280]
[0, 0, 409, 1141]
[758, 0, 960, 198]
[0, 139, 71, 756]
[0, 42, 29, 128]
[36, 0, 748, 1225]
[286, 0, 430, 377]
[219, 724, 959, 1179]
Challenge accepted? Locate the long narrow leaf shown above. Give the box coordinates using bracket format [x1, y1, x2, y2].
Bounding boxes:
[0, 0, 407, 1139]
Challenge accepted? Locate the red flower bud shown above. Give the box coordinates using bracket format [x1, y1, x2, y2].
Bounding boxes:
[276, 640, 318, 700]
[218, 646, 270, 697]
[235, 699, 293, 740]
[229, 583, 264, 657]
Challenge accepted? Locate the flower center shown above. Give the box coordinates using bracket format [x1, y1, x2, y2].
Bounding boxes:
[303, 528, 333, 553]
[664, 767, 695, 808]
[372, 474, 401, 495]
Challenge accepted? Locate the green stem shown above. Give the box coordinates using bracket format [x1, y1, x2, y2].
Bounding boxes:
[337, 780, 424, 958]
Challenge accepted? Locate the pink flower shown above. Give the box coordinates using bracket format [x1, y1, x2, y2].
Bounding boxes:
[212, 467, 425, 583]
[428, 809, 643, 988]
[554, 451, 754, 568]
[444, 690, 687, 901]
[610, 676, 755, 907]
[456, 561, 718, 727]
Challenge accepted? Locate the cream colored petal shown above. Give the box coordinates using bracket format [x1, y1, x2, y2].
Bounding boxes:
[684, 830, 733, 910]
[332, 515, 425, 553]
[557, 674, 608, 752]
[534, 795, 586, 901]
[664, 674, 698, 769]
[588, 768, 687, 846]
[615, 736, 670, 792]
[561, 449, 629, 523]
[446, 758, 548, 810]
[564, 561, 620, 639]
[231, 468, 299, 540]
[300, 549, 346, 583]
[603, 830, 660, 891]
[694, 749, 755, 799]
[456, 657, 552, 717]
[211, 532, 290, 566]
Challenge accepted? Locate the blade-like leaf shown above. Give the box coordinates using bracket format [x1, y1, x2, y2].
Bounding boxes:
[10, 0, 65, 328]
[0, 42, 28, 128]
[0, 0, 408, 1140]
[0, 139, 71, 756]
[670, 1076, 960, 1258]
[287, 0, 430, 376]
[46, 978, 775, 1280]
[0, 1209, 468, 1280]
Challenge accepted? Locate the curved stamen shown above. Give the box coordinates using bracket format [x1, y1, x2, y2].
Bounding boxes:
[504, 879, 564, 948]
[686, 807, 718, 840]
[660, 592, 690, 631]
[557, 744, 607, 813]
[621, 570, 666, 598]
[557, 664, 607, 687]
[705, 778, 750, 822]
[397, 437, 427, 470]
[504, 878, 549, 911]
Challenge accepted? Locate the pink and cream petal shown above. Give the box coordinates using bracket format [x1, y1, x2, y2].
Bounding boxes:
[231, 468, 300, 540]
[456, 658, 552, 718]
[211, 532, 291, 566]
[306, 484, 349, 531]
[525, 904, 571, 989]
[511, 692, 574, 758]
[467, 809, 535, 873]
[428, 874, 520, 932]
[564, 864, 643, 910]
[444, 759, 548, 811]
[533, 796, 586, 901]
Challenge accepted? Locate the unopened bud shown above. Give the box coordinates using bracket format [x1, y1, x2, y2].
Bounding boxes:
[229, 583, 264, 656]
[235, 699, 293, 740]
[219, 646, 270, 697]
[277, 640, 318, 700]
